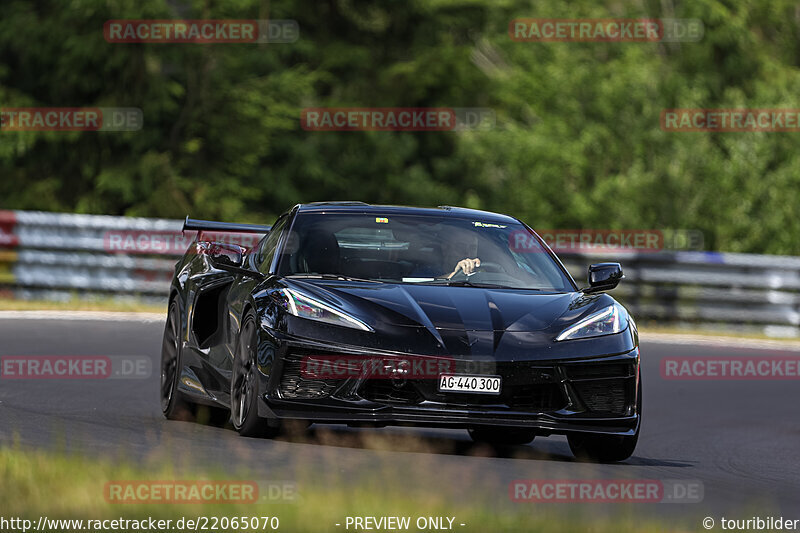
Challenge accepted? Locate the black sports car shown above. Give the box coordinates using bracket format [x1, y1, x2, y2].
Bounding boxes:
[161, 202, 640, 462]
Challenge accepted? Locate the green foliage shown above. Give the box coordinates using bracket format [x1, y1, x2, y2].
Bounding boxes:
[0, 445, 686, 532]
[0, 0, 798, 253]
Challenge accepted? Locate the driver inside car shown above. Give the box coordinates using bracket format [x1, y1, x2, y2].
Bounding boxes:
[443, 233, 481, 279]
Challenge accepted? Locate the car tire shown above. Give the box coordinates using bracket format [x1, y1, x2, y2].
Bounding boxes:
[231, 311, 278, 438]
[161, 299, 196, 421]
[468, 427, 536, 446]
[568, 376, 642, 463]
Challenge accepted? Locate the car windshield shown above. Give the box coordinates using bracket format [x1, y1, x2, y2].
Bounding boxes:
[276, 212, 575, 291]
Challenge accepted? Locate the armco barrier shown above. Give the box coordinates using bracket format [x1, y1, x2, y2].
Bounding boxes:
[0, 210, 797, 337]
[0, 210, 184, 303]
[558, 251, 800, 337]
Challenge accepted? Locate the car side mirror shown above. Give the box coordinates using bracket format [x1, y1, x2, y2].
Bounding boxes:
[199, 242, 247, 269]
[584, 263, 623, 293]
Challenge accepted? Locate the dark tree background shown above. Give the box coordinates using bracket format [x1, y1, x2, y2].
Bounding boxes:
[1, 0, 798, 254]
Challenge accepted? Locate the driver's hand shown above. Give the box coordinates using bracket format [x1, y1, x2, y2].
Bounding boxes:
[447, 258, 481, 279]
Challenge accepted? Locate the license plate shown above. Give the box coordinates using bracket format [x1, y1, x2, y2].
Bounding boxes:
[438, 374, 501, 395]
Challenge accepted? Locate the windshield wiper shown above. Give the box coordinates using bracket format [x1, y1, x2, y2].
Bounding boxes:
[445, 279, 501, 288]
[423, 278, 547, 290]
[287, 274, 383, 284]
[421, 279, 509, 289]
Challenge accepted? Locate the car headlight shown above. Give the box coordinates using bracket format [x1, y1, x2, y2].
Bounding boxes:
[282, 288, 373, 332]
[555, 304, 627, 341]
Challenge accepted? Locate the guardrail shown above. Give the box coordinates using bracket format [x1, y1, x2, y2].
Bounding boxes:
[0, 210, 184, 304]
[0, 210, 798, 337]
[559, 252, 800, 337]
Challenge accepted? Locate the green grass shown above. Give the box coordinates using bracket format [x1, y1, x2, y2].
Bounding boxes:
[638, 325, 800, 343]
[0, 297, 164, 314]
[0, 444, 690, 532]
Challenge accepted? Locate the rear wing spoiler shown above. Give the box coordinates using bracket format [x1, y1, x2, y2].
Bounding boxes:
[183, 217, 271, 234]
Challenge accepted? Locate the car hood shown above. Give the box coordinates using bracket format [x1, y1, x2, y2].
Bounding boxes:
[278, 280, 631, 360]
[285, 280, 602, 333]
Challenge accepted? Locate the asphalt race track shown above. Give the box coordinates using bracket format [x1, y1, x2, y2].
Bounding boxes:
[1, 316, 799, 522]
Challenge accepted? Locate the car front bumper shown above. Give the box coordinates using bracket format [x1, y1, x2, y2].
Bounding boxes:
[256, 342, 641, 437]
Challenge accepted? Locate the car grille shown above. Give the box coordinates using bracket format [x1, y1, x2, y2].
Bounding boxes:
[359, 361, 569, 413]
[563, 362, 634, 380]
[509, 383, 567, 411]
[571, 379, 629, 414]
[278, 353, 342, 399]
[563, 362, 636, 415]
[360, 380, 424, 405]
[359, 382, 568, 412]
[279, 351, 636, 415]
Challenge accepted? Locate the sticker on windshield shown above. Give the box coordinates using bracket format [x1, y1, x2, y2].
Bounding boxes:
[375, 217, 389, 223]
[473, 221, 506, 228]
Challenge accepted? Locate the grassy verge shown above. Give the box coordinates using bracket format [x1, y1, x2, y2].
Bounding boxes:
[0, 298, 164, 314]
[0, 445, 685, 532]
[638, 325, 800, 343]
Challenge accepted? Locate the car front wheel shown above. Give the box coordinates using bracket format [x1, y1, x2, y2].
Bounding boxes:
[231, 312, 278, 438]
[161, 300, 194, 420]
